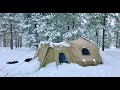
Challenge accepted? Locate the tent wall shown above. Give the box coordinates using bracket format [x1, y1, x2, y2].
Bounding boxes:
[37, 44, 49, 62]
[40, 47, 55, 67]
[69, 42, 102, 66]
[54, 47, 74, 65]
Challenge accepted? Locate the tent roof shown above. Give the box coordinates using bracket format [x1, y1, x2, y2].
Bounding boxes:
[70, 37, 96, 47]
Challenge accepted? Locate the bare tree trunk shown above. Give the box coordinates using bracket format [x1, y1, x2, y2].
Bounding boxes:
[17, 36, 20, 48]
[116, 17, 119, 49]
[102, 13, 107, 51]
[119, 39, 120, 48]
[15, 39, 17, 48]
[102, 28, 105, 51]
[20, 36, 22, 48]
[96, 30, 99, 47]
[15, 31, 17, 48]
[72, 13, 75, 29]
[10, 23, 13, 49]
[67, 23, 69, 31]
[3, 31, 6, 47]
[72, 21, 75, 29]
[72, 13, 75, 40]
[116, 30, 119, 48]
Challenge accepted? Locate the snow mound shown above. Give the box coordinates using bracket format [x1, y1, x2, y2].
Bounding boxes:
[38, 41, 70, 49]
[38, 41, 49, 49]
[49, 41, 70, 48]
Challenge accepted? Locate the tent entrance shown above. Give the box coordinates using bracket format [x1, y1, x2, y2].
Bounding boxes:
[59, 53, 68, 63]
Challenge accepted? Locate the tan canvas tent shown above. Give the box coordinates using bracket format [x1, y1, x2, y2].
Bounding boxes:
[35, 37, 102, 68]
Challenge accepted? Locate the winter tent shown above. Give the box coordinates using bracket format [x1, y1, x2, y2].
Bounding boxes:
[35, 37, 102, 68]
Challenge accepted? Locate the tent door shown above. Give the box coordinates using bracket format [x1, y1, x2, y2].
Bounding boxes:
[59, 53, 68, 63]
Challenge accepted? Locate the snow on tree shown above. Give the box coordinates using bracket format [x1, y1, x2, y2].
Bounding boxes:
[0, 13, 119, 50]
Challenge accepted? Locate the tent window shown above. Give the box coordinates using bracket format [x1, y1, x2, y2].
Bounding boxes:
[82, 48, 90, 55]
[59, 53, 68, 63]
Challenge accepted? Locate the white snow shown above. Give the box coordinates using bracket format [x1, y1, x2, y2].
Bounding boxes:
[38, 41, 49, 48]
[0, 47, 120, 77]
[22, 25, 31, 28]
[50, 41, 70, 47]
[38, 41, 70, 48]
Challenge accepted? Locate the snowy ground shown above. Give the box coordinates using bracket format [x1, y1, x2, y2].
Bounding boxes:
[0, 47, 120, 77]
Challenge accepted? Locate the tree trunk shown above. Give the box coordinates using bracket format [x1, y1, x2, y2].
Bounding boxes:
[72, 13, 75, 29]
[15, 31, 17, 48]
[20, 36, 22, 48]
[102, 13, 107, 51]
[67, 23, 69, 31]
[96, 30, 99, 47]
[15, 38, 17, 48]
[119, 39, 120, 48]
[116, 30, 119, 48]
[102, 29, 105, 51]
[10, 23, 13, 49]
[3, 31, 6, 47]
[17, 36, 20, 48]
[116, 16, 119, 49]
[72, 21, 75, 29]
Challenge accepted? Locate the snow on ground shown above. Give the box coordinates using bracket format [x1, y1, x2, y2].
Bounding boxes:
[0, 47, 37, 77]
[0, 47, 120, 77]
